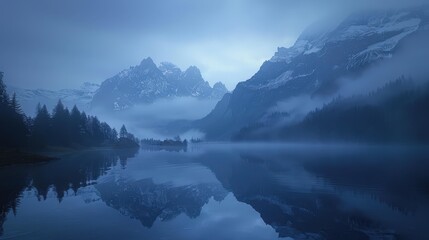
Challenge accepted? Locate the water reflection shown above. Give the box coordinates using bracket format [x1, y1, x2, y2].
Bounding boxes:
[0, 144, 428, 240]
[196, 144, 429, 239]
[96, 180, 227, 227]
[0, 148, 138, 235]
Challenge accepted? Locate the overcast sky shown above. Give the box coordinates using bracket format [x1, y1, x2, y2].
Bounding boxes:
[0, 0, 425, 90]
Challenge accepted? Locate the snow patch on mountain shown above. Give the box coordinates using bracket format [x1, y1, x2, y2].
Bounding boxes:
[265, 71, 293, 89]
[270, 40, 310, 63]
[347, 17, 421, 69]
[270, 11, 422, 69]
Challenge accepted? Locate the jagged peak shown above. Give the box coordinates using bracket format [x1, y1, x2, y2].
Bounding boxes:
[139, 57, 157, 68]
[182, 66, 203, 81]
[184, 66, 201, 74]
[213, 82, 228, 91]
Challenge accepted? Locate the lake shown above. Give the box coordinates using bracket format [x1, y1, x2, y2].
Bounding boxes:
[0, 143, 428, 240]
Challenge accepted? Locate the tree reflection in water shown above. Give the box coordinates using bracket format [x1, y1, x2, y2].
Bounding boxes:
[0, 148, 138, 235]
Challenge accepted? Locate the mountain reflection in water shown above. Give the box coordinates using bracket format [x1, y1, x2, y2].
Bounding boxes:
[0, 143, 428, 240]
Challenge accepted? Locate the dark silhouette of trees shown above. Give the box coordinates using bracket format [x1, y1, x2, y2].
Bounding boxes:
[30, 104, 51, 147]
[119, 124, 138, 142]
[0, 72, 138, 150]
[51, 100, 71, 146]
[0, 72, 28, 148]
[280, 80, 429, 143]
[116, 124, 139, 148]
[0, 72, 7, 103]
[30, 102, 122, 148]
[120, 124, 128, 138]
[70, 105, 82, 144]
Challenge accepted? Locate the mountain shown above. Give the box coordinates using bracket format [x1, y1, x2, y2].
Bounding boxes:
[96, 179, 227, 228]
[196, 8, 429, 139]
[91, 58, 228, 111]
[9, 82, 99, 116]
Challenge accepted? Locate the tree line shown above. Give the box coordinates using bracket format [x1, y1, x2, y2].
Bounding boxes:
[235, 78, 429, 143]
[0, 72, 138, 149]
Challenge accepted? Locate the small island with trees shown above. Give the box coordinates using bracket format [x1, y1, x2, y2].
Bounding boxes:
[141, 136, 188, 151]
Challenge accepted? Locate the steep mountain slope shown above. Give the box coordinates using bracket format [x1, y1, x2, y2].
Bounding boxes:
[235, 79, 429, 143]
[91, 58, 228, 111]
[9, 82, 99, 116]
[196, 8, 429, 139]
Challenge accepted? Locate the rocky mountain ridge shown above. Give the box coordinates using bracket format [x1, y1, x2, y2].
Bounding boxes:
[196, 8, 429, 139]
[91, 58, 228, 111]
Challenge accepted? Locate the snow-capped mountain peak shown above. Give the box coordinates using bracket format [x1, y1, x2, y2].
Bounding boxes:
[270, 10, 425, 66]
[91, 58, 228, 110]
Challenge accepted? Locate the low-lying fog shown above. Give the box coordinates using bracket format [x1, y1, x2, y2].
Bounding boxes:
[92, 97, 218, 140]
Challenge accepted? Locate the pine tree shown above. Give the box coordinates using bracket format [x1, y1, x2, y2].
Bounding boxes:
[11, 93, 23, 115]
[120, 124, 128, 138]
[0, 72, 9, 104]
[31, 104, 51, 147]
[70, 105, 82, 144]
[0, 72, 10, 147]
[0, 73, 28, 148]
[36, 103, 42, 115]
[111, 128, 118, 141]
[0, 73, 137, 149]
[79, 111, 89, 144]
[51, 100, 70, 146]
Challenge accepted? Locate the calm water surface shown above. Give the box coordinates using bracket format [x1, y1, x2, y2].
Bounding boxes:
[1, 143, 429, 240]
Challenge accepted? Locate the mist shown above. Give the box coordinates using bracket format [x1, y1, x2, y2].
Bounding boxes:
[92, 97, 218, 139]
[338, 32, 429, 96]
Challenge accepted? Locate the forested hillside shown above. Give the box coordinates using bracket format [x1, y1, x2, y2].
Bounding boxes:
[235, 79, 429, 143]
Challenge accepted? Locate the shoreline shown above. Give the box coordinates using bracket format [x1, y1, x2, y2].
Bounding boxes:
[0, 149, 58, 167]
[0, 143, 140, 167]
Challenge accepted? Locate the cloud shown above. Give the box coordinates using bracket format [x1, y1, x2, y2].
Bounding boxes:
[269, 95, 326, 125]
